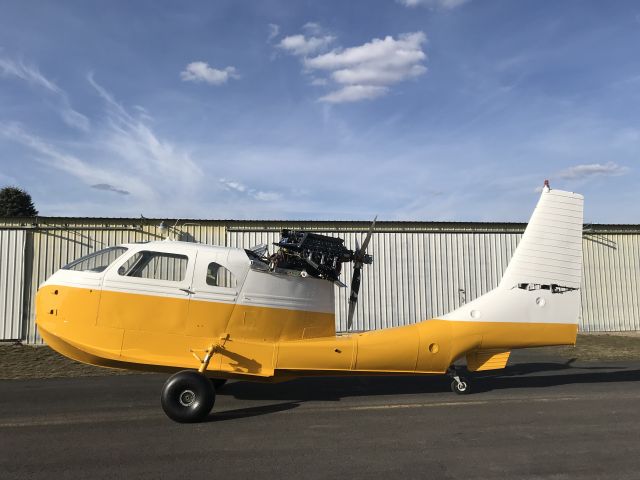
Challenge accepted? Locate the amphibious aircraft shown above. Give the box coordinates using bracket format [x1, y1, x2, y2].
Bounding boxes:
[36, 182, 583, 422]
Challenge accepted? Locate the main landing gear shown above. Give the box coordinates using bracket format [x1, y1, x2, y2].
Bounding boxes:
[161, 342, 230, 422]
[161, 370, 217, 423]
[447, 366, 471, 395]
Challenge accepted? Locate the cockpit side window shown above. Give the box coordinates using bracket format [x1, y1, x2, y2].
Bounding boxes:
[118, 251, 188, 282]
[63, 247, 128, 273]
[206, 262, 236, 289]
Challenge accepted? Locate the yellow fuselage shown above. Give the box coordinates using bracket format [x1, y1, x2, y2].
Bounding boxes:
[36, 284, 577, 380]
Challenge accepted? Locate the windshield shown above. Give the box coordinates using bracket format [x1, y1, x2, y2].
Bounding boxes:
[63, 246, 128, 273]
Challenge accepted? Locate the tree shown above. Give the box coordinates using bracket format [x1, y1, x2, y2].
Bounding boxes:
[0, 186, 38, 217]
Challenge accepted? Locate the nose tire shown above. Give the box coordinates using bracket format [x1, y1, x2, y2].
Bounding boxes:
[161, 370, 216, 423]
[451, 377, 471, 395]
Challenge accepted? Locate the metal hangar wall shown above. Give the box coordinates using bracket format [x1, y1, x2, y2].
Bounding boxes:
[0, 217, 638, 343]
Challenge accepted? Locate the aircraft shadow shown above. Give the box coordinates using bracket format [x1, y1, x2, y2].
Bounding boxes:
[205, 401, 301, 422]
[471, 362, 640, 393]
[217, 361, 640, 404]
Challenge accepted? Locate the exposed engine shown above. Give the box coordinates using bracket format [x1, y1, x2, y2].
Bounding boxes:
[246, 223, 376, 329]
[248, 229, 372, 282]
[272, 230, 364, 281]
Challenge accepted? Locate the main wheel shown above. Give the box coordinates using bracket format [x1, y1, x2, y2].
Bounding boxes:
[210, 378, 227, 390]
[451, 377, 471, 395]
[161, 370, 215, 423]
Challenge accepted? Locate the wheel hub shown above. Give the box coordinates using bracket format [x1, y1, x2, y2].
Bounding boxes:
[179, 389, 196, 407]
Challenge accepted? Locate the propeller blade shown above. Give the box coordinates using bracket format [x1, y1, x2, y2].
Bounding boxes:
[347, 301, 356, 330]
[346, 216, 376, 331]
[359, 216, 377, 254]
[347, 265, 362, 329]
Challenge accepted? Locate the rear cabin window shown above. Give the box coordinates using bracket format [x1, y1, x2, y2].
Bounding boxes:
[118, 251, 188, 282]
[63, 246, 128, 273]
[206, 262, 236, 288]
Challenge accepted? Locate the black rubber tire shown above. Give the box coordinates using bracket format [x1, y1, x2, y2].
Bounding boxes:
[451, 377, 471, 395]
[161, 370, 215, 423]
[210, 378, 228, 390]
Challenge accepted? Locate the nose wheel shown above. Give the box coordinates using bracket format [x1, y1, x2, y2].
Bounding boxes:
[448, 367, 471, 395]
[161, 370, 216, 423]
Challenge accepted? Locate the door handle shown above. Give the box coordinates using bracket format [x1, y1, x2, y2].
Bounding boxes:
[180, 288, 195, 295]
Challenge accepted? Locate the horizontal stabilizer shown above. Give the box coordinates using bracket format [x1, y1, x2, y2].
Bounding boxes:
[466, 350, 511, 371]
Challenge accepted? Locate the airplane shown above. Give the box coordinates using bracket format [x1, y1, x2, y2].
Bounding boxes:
[35, 181, 583, 423]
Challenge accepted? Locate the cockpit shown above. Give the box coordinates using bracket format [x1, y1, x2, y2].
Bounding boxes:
[62, 246, 129, 273]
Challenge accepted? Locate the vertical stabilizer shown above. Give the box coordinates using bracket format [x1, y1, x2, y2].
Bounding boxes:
[499, 184, 583, 291]
[440, 183, 584, 327]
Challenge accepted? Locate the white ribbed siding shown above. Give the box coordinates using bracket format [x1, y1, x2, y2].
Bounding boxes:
[0, 230, 25, 340]
[2, 218, 640, 343]
[581, 233, 640, 332]
[227, 229, 522, 332]
[228, 227, 640, 332]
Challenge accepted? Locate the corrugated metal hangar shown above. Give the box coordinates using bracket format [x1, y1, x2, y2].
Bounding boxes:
[1, 217, 639, 344]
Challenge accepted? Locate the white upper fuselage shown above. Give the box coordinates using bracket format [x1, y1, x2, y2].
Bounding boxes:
[43, 240, 335, 316]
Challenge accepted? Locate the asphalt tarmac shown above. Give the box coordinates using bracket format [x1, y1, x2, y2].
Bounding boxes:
[1, 350, 640, 480]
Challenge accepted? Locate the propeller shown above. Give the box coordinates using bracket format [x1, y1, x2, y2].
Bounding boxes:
[347, 217, 376, 330]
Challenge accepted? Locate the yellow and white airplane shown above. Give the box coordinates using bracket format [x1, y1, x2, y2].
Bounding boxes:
[36, 182, 583, 422]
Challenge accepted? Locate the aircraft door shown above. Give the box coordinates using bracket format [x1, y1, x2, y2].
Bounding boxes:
[186, 250, 239, 339]
[96, 245, 198, 364]
[99, 246, 197, 334]
[189, 250, 276, 376]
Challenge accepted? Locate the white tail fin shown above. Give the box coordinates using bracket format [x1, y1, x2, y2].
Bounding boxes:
[499, 185, 583, 291]
[441, 185, 584, 326]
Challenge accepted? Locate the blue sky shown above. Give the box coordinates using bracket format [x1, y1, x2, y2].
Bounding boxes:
[0, 0, 638, 222]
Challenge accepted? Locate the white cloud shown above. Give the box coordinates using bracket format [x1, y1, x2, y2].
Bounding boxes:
[305, 32, 426, 73]
[397, 0, 470, 8]
[220, 178, 247, 193]
[1, 75, 203, 210]
[87, 73, 202, 188]
[253, 191, 282, 201]
[304, 32, 427, 103]
[0, 56, 90, 131]
[0, 122, 150, 197]
[219, 178, 282, 202]
[58, 108, 91, 132]
[558, 162, 629, 180]
[302, 22, 323, 35]
[180, 62, 239, 86]
[275, 29, 427, 103]
[0, 56, 59, 92]
[277, 34, 336, 56]
[332, 62, 426, 85]
[320, 85, 388, 103]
